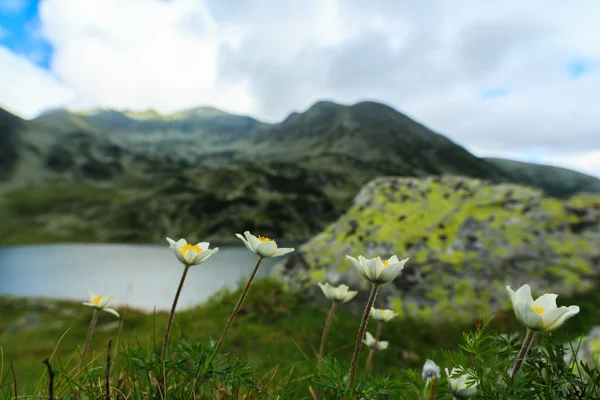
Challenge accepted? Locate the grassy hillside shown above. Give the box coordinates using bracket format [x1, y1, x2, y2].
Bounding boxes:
[486, 157, 600, 198]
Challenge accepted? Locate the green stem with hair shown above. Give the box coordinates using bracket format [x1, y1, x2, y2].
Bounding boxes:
[348, 283, 379, 388]
[208, 256, 264, 366]
[511, 329, 535, 384]
[318, 301, 338, 375]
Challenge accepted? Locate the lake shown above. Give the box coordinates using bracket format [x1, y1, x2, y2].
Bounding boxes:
[0, 243, 287, 311]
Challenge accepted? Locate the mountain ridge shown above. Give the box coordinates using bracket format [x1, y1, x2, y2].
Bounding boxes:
[0, 100, 597, 245]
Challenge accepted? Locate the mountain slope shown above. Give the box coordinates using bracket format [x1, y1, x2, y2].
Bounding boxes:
[245, 101, 510, 180]
[486, 157, 600, 198]
[0, 107, 23, 181]
[0, 101, 590, 245]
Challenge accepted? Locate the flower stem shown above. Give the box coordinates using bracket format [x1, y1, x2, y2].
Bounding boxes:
[364, 321, 383, 376]
[208, 256, 264, 365]
[82, 310, 98, 363]
[318, 302, 338, 375]
[348, 283, 379, 388]
[511, 329, 535, 384]
[427, 376, 437, 400]
[161, 265, 190, 360]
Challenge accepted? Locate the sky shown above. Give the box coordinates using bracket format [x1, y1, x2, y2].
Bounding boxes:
[0, 0, 599, 177]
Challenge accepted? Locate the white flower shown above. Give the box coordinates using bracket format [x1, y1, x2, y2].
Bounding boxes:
[318, 282, 358, 303]
[346, 255, 408, 284]
[362, 331, 389, 351]
[422, 359, 440, 383]
[369, 307, 398, 322]
[235, 231, 294, 258]
[506, 284, 580, 332]
[445, 367, 478, 399]
[83, 292, 120, 318]
[166, 237, 219, 267]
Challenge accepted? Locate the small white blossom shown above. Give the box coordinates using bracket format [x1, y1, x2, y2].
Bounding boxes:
[445, 367, 478, 399]
[362, 331, 389, 351]
[422, 359, 440, 383]
[166, 237, 219, 267]
[506, 284, 579, 332]
[236, 231, 294, 258]
[83, 292, 120, 318]
[318, 282, 358, 303]
[370, 307, 398, 322]
[346, 255, 408, 284]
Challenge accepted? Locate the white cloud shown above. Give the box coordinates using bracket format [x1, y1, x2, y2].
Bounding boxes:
[0, 46, 73, 117]
[0, 0, 599, 177]
[540, 151, 600, 178]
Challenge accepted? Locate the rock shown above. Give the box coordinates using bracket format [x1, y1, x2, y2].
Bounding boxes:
[564, 326, 600, 369]
[273, 176, 600, 321]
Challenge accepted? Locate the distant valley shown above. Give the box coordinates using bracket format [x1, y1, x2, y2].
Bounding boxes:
[1, 101, 599, 245]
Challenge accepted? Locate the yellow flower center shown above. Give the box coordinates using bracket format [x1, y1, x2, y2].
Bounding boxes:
[530, 305, 544, 314]
[382, 260, 389, 266]
[180, 243, 202, 255]
[380, 310, 388, 315]
[92, 295, 103, 305]
[258, 235, 276, 244]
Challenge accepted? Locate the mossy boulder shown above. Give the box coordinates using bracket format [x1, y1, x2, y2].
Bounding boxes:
[273, 176, 600, 321]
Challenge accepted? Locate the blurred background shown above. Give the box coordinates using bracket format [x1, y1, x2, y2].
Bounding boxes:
[0, 0, 599, 369]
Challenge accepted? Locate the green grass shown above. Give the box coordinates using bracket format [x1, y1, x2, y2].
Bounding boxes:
[1, 278, 598, 397]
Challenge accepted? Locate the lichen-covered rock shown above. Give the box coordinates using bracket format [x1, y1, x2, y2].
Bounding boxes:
[273, 176, 600, 321]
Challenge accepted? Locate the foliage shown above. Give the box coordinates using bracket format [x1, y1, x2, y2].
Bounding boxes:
[0, 279, 598, 399]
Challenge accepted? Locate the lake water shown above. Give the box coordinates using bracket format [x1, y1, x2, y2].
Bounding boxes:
[0, 243, 286, 311]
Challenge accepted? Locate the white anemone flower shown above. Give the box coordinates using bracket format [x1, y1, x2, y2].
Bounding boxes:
[235, 231, 294, 258]
[318, 282, 358, 303]
[369, 307, 398, 322]
[166, 237, 219, 267]
[362, 331, 389, 351]
[346, 255, 408, 284]
[83, 292, 120, 318]
[506, 284, 580, 332]
[422, 359, 440, 383]
[445, 367, 478, 399]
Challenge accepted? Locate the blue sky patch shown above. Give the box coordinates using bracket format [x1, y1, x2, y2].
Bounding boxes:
[480, 88, 509, 99]
[567, 59, 592, 79]
[0, 0, 53, 69]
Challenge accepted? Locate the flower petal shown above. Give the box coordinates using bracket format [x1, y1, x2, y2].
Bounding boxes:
[506, 285, 517, 305]
[236, 233, 254, 252]
[245, 231, 262, 252]
[104, 307, 120, 318]
[183, 248, 197, 264]
[545, 305, 580, 331]
[196, 242, 210, 251]
[377, 263, 403, 283]
[256, 241, 277, 257]
[533, 293, 558, 311]
[272, 247, 295, 257]
[515, 284, 533, 304]
[514, 300, 544, 330]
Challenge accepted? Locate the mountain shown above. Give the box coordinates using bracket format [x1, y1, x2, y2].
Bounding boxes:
[0, 101, 589, 245]
[274, 175, 600, 321]
[0, 107, 23, 181]
[485, 157, 600, 198]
